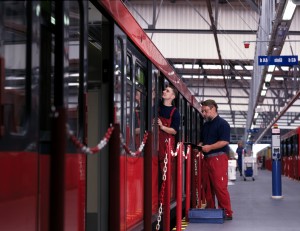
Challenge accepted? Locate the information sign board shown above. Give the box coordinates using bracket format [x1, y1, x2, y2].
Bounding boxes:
[258, 55, 298, 66]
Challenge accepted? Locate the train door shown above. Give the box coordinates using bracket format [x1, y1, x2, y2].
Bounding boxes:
[85, 2, 112, 231]
[0, 2, 39, 230]
[36, 1, 87, 231]
[113, 24, 148, 229]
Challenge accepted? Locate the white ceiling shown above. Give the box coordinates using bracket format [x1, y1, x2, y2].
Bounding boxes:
[124, 0, 300, 145]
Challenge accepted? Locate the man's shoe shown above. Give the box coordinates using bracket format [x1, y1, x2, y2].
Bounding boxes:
[225, 215, 233, 220]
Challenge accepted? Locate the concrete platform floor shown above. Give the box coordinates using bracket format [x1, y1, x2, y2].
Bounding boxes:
[184, 169, 300, 231]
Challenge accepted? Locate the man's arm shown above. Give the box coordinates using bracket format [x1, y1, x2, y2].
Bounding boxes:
[160, 125, 177, 135]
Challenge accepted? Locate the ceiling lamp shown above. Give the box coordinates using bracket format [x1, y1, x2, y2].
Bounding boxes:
[282, 0, 297, 20]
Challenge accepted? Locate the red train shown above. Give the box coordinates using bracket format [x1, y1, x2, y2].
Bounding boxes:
[258, 127, 300, 181]
[280, 127, 300, 180]
[0, 1, 203, 230]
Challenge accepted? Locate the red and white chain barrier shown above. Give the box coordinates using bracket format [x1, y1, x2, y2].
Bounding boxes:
[171, 142, 188, 158]
[121, 132, 149, 156]
[66, 124, 114, 155]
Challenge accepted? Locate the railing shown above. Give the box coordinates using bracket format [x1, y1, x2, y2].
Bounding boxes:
[68, 124, 204, 230]
[156, 140, 203, 230]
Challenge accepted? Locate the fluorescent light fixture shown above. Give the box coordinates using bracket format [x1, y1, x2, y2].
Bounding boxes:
[281, 66, 289, 71]
[282, 0, 296, 20]
[174, 64, 183, 68]
[261, 90, 267, 96]
[274, 77, 284, 81]
[207, 76, 223, 79]
[263, 83, 268, 90]
[69, 73, 79, 77]
[203, 64, 222, 69]
[184, 64, 193, 69]
[268, 65, 275, 72]
[265, 73, 272, 82]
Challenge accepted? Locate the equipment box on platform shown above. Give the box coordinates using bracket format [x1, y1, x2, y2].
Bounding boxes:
[188, 208, 224, 224]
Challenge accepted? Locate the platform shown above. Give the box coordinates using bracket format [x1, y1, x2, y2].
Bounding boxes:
[185, 169, 300, 231]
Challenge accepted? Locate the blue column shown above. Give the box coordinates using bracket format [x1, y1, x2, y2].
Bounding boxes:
[272, 157, 282, 197]
[271, 125, 282, 199]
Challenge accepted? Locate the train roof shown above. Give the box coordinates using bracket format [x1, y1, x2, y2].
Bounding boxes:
[98, 0, 201, 112]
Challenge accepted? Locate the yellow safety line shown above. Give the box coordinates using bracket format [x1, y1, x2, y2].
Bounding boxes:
[172, 217, 189, 230]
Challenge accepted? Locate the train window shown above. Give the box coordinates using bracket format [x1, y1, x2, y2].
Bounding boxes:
[179, 95, 185, 142]
[287, 138, 291, 156]
[1, 1, 28, 137]
[191, 108, 196, 144]
[134, 90, 142, 148]
[295, 134, 299, 156]
[135, 65, 145, 86]
[134, 64, 146, 149]
[291, 136, 295, 156]
[163, 78, 170, 90]
[281, 140, 285, 157]
[66, 1, 81, 138]
[186, 102, 191, 142]
[151, 69, 159, 152]
[126, 79, 133, 147]
[126, 56, 132, 80]
[114, 38, 123, 124]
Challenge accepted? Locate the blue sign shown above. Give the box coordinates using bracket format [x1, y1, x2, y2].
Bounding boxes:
[253, 128, 259, 133]
[247, 128, 259, 133]
[258, 55, 298, 66]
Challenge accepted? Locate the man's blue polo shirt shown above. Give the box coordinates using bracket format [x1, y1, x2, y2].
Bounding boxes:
[200, 115, 230, 155]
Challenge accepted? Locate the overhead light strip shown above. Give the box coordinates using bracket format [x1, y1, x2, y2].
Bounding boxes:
[282, 0, 297, 20]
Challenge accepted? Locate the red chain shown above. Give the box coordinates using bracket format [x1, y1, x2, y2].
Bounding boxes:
[67, 124, 114, 154]
[122, 131, 149, 156]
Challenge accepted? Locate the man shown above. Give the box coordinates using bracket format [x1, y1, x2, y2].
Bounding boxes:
[157, 85, 180, 169]
[236, 141, 246, 176]
[198, 99, 233, 220]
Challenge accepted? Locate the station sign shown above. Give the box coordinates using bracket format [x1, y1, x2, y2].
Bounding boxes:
[258, 55, 298, 66]
[247, 128, 259, 133]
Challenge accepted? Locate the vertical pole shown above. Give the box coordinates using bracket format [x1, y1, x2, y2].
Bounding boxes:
[197, 153, 202, 207]
[49, 107, 66, 231]
[185, 145, 191, 221]
[176, 143, 183, 229]
[163, 139, 171, 231]
[144, 132, 152, 231]
[109, 124, 121, 230]
[49, 2, 67, 230]
[271, 124, 282, 199]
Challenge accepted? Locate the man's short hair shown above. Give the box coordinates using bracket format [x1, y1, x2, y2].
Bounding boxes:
[168, 85, 178, 98]
[201, 99, 218, 110]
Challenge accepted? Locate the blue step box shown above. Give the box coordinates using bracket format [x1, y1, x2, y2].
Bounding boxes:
[188, 208, 224, 224]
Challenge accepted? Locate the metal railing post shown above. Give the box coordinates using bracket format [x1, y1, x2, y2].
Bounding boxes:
[176, 142, 183, 229]
[185, 145, 191, 221]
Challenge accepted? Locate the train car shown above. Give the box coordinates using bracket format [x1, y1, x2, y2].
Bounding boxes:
[262, 127, 300, 180]
[257, 146, 271, 171]
[281, 127, 300, 180]
[0, 1, 203, 230]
